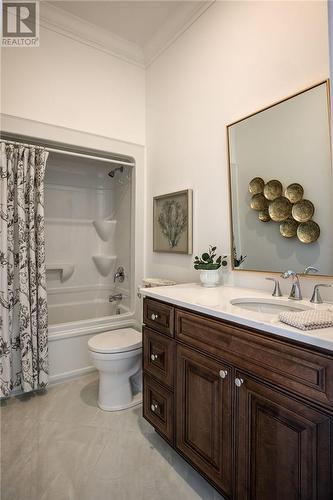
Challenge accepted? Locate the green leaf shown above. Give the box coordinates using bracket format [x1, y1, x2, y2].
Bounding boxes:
[202, 253, 210, 261]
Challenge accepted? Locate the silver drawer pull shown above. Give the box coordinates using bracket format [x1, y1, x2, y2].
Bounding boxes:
[151, 313, 159, 321]
[235, 378, 244, 388]
[151, 353, 159, 361]
[151, 403, 159, 412]
[219, 369, 228, 379]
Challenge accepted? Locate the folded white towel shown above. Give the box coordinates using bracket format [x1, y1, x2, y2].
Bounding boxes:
[279, 309, 333, 331]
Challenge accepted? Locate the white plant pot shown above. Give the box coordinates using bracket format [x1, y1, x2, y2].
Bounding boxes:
[199, 269, 221, 288]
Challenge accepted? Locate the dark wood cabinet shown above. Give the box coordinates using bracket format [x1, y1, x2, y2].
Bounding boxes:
[143, 327, 174, 388]
[176, 345, 232, 497]
[143, 374, 174, 444]
[235, 372, 332, 500]
[143, 298, 333, 500]
[143, 298, 174, 337]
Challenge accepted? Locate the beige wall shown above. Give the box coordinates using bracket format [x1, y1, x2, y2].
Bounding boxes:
[146, 0, 329, 290]
[1, 21, 146, 145]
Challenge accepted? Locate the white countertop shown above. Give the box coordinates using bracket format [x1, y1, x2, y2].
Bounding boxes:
[141, 283, 333, 352]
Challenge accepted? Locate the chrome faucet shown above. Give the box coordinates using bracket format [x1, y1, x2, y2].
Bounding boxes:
[310, 284, 331, 304]
[304, 266, 319, 275]
[265, 277, 282, 297]
[113, 266, 125, 283]
[281, 270, 302, 300]
[281, 266, 318, 300]
[109, 293, 123, 302]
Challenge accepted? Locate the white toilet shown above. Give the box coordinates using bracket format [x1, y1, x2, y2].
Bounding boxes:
[88, 328, 142, 411]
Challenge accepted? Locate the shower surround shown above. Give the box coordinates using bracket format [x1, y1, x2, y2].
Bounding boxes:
[1, 116, 145, 386]
[45, 152, 135, 382]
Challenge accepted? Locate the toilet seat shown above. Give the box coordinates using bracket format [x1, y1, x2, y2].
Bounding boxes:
[88, 328, 142, 354]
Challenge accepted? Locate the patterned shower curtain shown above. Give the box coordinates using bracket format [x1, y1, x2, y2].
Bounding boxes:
[0, 142, 49, 397]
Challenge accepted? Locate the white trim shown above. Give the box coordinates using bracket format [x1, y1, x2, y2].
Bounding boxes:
[41, 3, 145, 67]
[144, 1, 215, 67]
[49, 366, 97, 385]
[40, 1, 215, 69]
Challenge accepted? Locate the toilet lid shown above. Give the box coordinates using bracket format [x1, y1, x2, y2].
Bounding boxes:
[88, 328, 142, 354]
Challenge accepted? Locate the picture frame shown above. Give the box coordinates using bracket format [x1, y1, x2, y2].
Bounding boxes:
[153, 189, 193, 254]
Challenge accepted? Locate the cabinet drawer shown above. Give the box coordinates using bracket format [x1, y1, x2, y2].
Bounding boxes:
[143, 327, 174, 388]
[143, 298, 174, 337]
[176, 309, 333, 410]
[143, 374, 174, 444]
[143, 299, 174, 337]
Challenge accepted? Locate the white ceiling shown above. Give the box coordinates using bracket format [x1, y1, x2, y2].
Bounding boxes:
[44, 1, 213, 65]
[49, 1, 195, 46]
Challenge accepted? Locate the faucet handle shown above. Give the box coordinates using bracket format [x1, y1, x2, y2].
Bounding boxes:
[265, 277, 282, 297]
[310, 284, 332, 304]
[304, 266, 319, 275]
[281, 269, 296, 279]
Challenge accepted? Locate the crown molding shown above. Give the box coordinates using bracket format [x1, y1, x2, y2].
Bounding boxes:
[40, 1, 215, 68]
[40, 3, 145, 68]
[144, 1, 215, 67]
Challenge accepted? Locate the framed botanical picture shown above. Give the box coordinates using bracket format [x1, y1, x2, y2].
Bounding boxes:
[153, 189, 193, 254]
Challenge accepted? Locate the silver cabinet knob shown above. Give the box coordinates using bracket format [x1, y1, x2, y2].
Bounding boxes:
[151, 403, 158, 412]
[219, 369, 228, 379]
[151, 353, 159, 361]
[150, 313, 159, 321]
[235, 378, 244, 387]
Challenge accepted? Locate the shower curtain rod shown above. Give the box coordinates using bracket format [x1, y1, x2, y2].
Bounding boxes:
[1, 138, 135, 167]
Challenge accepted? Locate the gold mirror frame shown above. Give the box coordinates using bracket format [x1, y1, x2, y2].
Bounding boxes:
[226, 79, 332, 278]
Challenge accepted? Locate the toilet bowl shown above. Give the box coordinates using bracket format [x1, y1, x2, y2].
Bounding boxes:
[88, 328, 142, 411]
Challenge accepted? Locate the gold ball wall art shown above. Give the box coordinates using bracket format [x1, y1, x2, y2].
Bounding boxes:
[248, 178, 320, 244]
[268, 196, 292, 222]
[250, 193, 268, 211]
[297, 221, 320, 244]
[258, 209, 271, 222]
[285, 183, 304, 204]
[292, 199, 315, 222]
[263, 179, 283, 201]
[280, 218, 299, 238]
[249, 177, 265, 195]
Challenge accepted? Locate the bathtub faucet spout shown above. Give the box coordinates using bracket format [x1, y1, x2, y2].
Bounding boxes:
[109, 293, 123, 303]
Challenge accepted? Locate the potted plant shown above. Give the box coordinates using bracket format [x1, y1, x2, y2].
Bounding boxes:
[194, 245, 227, 287]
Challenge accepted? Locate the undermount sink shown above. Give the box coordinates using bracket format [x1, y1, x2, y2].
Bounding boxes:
[230, 298, 312, 315]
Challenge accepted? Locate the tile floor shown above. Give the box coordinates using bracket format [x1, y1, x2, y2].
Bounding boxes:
[1, 373, 224, 500]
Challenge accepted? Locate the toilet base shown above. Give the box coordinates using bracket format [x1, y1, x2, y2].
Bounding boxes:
[98, 392, 142, 412]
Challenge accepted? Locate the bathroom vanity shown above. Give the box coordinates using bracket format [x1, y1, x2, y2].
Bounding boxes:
[141, 284, 333, 500]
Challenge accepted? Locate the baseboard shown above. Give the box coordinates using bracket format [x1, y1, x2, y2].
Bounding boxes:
[48, 365, 97, 385]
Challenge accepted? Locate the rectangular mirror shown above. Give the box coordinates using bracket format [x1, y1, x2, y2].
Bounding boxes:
[227, 80, 333, 276]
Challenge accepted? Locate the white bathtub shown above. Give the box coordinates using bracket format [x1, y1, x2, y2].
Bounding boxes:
[47, 293, 138, 384]
[48, 299, 128, 325]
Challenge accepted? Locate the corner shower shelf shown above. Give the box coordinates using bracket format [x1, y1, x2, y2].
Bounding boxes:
[46, 263, 75, 282]
[92, 255, 116, 277]
[92, 219, 117, 241]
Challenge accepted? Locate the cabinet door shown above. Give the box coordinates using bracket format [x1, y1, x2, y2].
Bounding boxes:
[176, 345, 232, 497]
[235, 372, 332, 500]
